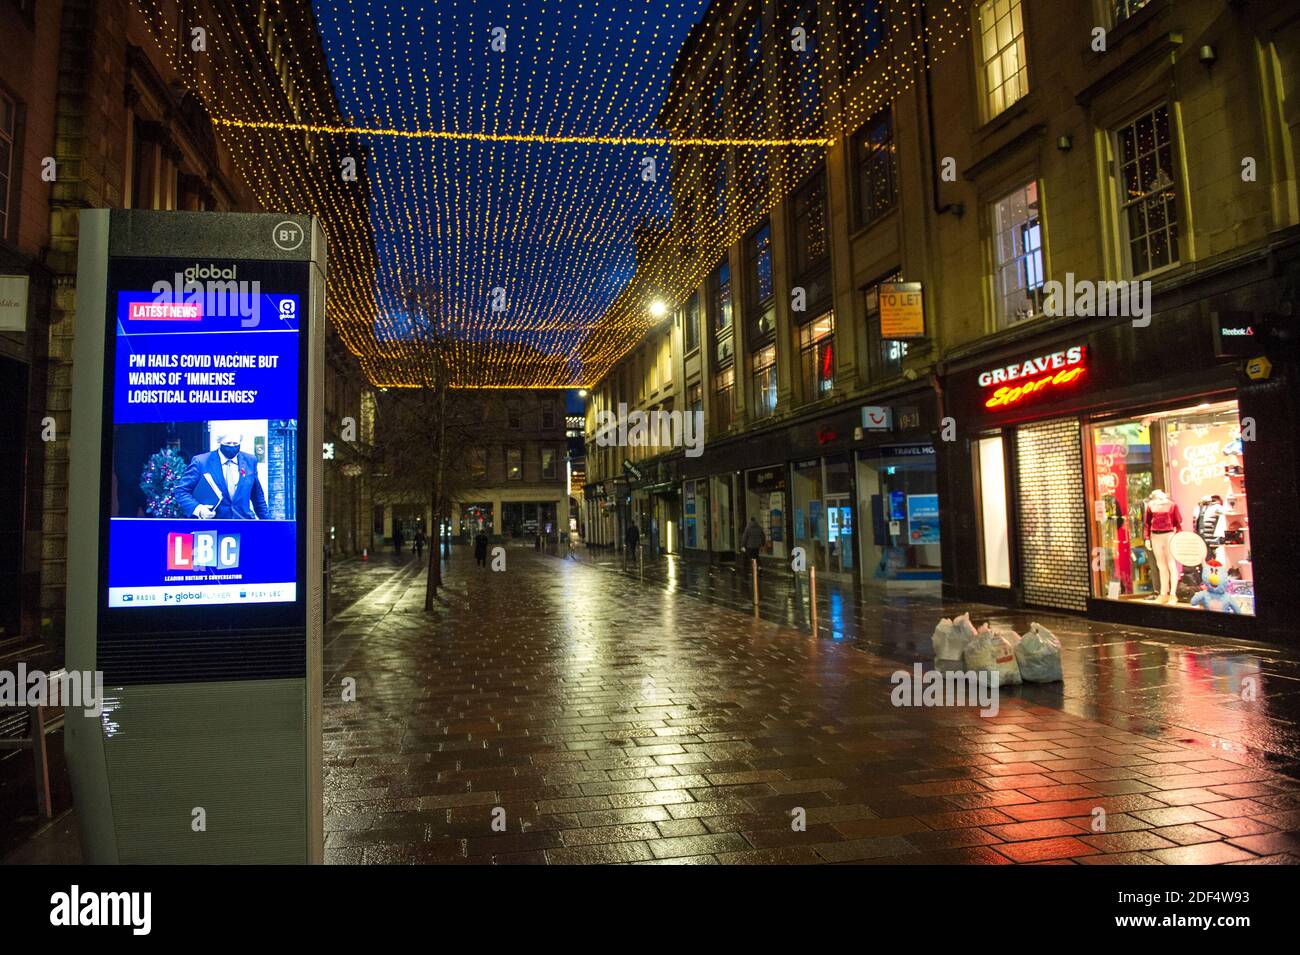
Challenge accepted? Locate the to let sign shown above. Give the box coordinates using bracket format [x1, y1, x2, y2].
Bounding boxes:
[879, 282, 924, 339]
[0, 274, 29, 332]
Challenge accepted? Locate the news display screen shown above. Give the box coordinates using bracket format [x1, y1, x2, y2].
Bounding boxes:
[102, 258, 307, 610]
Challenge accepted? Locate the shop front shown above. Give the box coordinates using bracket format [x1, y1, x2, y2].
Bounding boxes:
[745, 465, 789, 562]
[458, 501, 494, 540]
[682, 477, 708, 553]
[789, 456, 856, 579]
[584, 480, 621, 548]
[628, 459, 681, 555]
[688, 405, 864, 570]
[940, 300, 1297, 641]
[858, 444, 941, 583]
[709, 472, 739, 559]
[851, 392, 943, 586]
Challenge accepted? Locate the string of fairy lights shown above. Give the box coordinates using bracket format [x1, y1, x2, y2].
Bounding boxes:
[128, 0, 969, 389]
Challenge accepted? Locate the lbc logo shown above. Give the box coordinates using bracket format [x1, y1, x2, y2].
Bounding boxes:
[168, 531, 240, 571]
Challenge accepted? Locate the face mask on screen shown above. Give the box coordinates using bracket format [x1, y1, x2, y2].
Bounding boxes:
[220, 443, 241, 460]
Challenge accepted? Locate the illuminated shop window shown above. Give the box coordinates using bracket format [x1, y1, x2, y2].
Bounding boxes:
[973, 433, 1011, 587]
[1089, 399, 1252, 615]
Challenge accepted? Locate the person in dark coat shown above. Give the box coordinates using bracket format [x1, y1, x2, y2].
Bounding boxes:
[741, 517, 765, 571]
[393, 527, 405, 555]
[474, 531, 489, 568]
[624, 521, 640, 568]
[414, 529, 426, 559]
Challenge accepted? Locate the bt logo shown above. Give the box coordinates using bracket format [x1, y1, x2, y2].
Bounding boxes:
[167, 531, 241, 571]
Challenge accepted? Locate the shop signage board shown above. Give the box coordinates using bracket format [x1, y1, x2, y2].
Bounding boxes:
[978, 345, 1087, 409]
[1246, 356, 1272, 381]
[0, 274, 28, 331]
[64, 210, 326, 864]
[863, 444, 935, 459]
[1212, 311, 1262, 358]
[896, 407, 923, 431]
[862, 406, 892, 430]
[879, 282, 925, 339]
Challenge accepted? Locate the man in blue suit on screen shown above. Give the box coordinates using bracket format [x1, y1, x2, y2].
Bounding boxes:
[174, 431, 270, 520]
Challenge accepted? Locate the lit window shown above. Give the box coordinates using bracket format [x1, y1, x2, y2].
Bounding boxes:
[799, 313, 835, 401]
[976, 0, 1029, 122]
[1112, 0, 1151, 25]
[854, 109, 897, 228]
[790, 167, 829, 279]
[713, 366, 735, 431]
[684, 293, 700, 353]
[865, 271, 907, 379]
[1115, 104, 1180, 276]
[506, 447, 522, 480]
[712, 260, 732, 332]
[751, 344, 778, 419]
[990, 181, 1045, 329]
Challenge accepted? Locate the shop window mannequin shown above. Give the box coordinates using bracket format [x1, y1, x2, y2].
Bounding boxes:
[1194, 494, 1227, 565]
[1144, 489, 1182, 604]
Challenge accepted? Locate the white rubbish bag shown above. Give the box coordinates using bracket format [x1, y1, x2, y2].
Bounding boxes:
[963, 625, 1023, 686]
[932, 617, 967, 665]
[953, 612, 979, 642]
[1015, 622, 1063, 683]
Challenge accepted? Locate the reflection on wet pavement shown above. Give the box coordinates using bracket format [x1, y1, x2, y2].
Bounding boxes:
[570, 547, 1300, 772]
[315, 547, 1300, 864]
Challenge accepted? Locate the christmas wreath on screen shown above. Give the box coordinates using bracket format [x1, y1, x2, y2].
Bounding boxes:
[139, 447, 187, 517]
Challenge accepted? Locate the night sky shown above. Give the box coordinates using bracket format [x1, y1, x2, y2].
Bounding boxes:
[313, 0, 713, 381]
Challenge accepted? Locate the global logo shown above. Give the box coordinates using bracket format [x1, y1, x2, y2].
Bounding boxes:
[182, 263, 238, 282]
[167, 531, 241, 571]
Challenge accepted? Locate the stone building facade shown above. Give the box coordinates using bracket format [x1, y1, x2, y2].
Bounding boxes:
[585, 0, 1300, 642]
[0, 0, 375, 650]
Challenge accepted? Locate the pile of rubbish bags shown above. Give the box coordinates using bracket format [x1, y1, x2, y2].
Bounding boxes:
[931, 613, 1063, 684]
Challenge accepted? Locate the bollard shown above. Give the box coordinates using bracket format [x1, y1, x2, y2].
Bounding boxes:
[752, 558, 760, 619]
[809, 566, 818, 637]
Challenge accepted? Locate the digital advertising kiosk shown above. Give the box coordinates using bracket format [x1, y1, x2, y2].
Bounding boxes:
[66, 210, 325, 863]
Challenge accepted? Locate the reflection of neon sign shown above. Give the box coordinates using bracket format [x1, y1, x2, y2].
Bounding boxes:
[982, 346, 1088, 409]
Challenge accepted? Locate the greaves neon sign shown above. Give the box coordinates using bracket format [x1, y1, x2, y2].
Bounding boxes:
[979, 345, 1087, 409]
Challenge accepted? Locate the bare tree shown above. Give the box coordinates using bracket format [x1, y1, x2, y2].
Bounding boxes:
[372, 283, 477, 608]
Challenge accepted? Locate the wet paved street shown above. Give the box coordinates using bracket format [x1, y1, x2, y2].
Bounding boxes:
[319, 546, 1300, 864]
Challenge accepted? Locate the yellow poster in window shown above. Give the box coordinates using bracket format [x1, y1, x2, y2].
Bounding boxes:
[879, 282, 924, 339]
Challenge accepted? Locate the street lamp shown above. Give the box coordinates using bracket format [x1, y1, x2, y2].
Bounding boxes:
[649, 299, 668, 319]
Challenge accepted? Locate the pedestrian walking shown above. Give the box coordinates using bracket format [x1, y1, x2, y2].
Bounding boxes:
[741, 517, 765, 576]
[474, 530, 489, 568]
[624, 521, 640, 569]
[414, 529, 426, 560]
